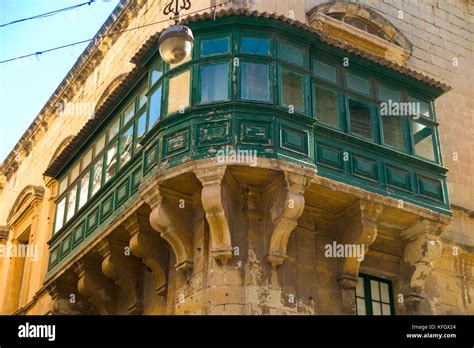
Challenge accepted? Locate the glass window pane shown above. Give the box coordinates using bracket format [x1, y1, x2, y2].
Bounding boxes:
[382, 303, 391, 315]
[370, 280, 380, 301]
[120, 125, 134, 167]
[356, 277, 365, 297]
[356, 298, 367, 315]
[380, 283, 390, 303]
[168, 70, 191, 114]
[91, 158, 103, 196]
[349, 99, 372, 139]
[149, 85, 162, 127]
[65, 185, 77, 222]
[347, 72, 370, 95]
[241, 62, 270, 102]
[241, 37, 270, 55]
[281, 69, 304, 112]
[313, 60, 337, 83]
[78, 173, 90, 209]
[136, 111, 146, 149]
[70, 163, 80, 183]
[123, 101, 135, 125]
[151, 63, 163, 85]
[105, 142, 117, 182]
[378, 84, 400, 102]
[200, 63, 229, 103]
[201, 37, 229, 56]
[382, 116, 405, 150]
[55, 198, 66, 233]
[59, 178, 68, 195]
[315, 86, 338, 128]
[138, 86, 147, 109]
[279, 41, 304, 66]
[412, 121, 435, 161]
[82, 148, 92, 169]
[95, 135, 105, 156]
[108, 118, 120, 140]
[409, 96, 431, 118]
[372, 301, 382, 315]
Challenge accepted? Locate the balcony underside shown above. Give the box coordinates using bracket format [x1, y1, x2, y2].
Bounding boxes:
[40, 158, 450, 315]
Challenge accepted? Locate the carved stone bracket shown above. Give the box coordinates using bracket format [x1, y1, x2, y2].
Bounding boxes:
[336, 200, 384, 313]
[97, 237, 144, 315]
[124, 213, 168, 295]
[400, 220, 447, 314]
[46, 277, 86, 315]
[266, 169, 315, 268]
[73, 258, 118, 315]
[141, 182, 194, 273]
[194, 166, 233, 265]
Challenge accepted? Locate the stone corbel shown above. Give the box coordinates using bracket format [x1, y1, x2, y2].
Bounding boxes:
[194, 166, 233, 265]
[336, 200, 384, 313]
[400, 220, 447, 314]
[141, 183, 194, 273]
[46, 278, 86, 315]
[124, 213, 168, 295]
[74, 259, 118, 315]
[266, 169, 315, 268]
[97, 237, 144, 314]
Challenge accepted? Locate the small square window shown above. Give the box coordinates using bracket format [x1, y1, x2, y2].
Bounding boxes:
[315, 86, 338, 128]
[82, 148, 93, 169]
[201, 37, 229, 56]
[241, 37, 270, 55]
[281, 68, 305, 112]
[69, 163, 80, 184]
[137, 86, 147, 109]
[55, 197, 66, 233]
[107, 118, 120, 140]
[199, 63, 229, 103]
[241, 62, 270, 102]
[105, 142, 118, 182]
[58, 178, 68, 195]
[119, 125, 134, 167]
[151, 63, 163, 86]
[348, 99, 372, 139]
[168, 70, 191, 114]
[95, 135, 106, 156]
[136, 111, 147, 149]
[148, 85, 162, 127]
[279, 40, 305, 66]
[91, 158, 103, 196]
[409, 96, 432, 119]
[123, 101, 135, 125]
[346, 72, 370, 95]
[412, 121, 436, 161]
[313, 60, 337, 83]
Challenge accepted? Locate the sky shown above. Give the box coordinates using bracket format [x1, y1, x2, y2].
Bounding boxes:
[0, 0, 118, 164]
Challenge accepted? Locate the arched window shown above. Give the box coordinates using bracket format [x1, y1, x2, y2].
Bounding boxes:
[307, 2, 412, 64]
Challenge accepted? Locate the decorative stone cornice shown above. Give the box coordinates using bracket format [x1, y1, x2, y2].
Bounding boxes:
[7, 185, 45, 230]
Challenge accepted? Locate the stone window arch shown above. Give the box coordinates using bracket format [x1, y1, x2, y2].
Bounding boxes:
[307, 2, 412, 64]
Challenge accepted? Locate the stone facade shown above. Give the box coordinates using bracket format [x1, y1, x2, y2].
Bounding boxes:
[0, 0, 472, 315]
